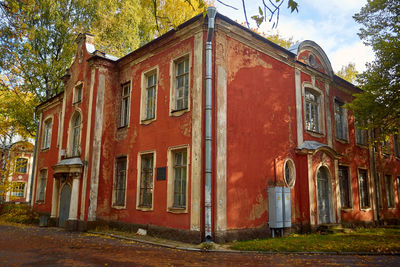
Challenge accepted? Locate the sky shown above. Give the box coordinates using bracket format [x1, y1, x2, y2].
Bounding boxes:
[215, 0, 375, 73]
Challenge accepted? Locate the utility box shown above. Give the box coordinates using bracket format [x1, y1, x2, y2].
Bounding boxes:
[282, 187, 291, 227]
[268, 187, 283, 228]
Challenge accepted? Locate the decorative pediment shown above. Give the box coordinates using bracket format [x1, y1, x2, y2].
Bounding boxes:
[289, 40, 334, 77]
[52, 157, 83, 178]
[296, 141, 341, 159]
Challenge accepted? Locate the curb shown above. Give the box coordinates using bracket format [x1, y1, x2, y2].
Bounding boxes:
[88, 231, 400, 256]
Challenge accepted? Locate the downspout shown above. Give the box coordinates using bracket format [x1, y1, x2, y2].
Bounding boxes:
[28, 112, 39, 205]
[205, 6, 216, 242]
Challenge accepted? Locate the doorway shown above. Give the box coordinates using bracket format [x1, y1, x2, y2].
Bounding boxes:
[59, 183, 71, 227]
[317, 167, 331, 224]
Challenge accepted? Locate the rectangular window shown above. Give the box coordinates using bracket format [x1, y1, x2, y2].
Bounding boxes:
[145, 73, 157, 120]
[113, 157, 127, 207]
[120, 83, 130, 127]
[338, 166, 351, 208]
[174, 58, 189, 111]
[394, 135, 400, 157]
[173, 149, 187, 208]
[358, 169, 370, 209]
[11, 182, 25, 197]
[304, 89, 320, 133]
[382, 139, 391, 155]
[385, 175, 395, 208]
[335, 100, 348, 140]
[15, 158, 28, 173]
[36, 169, 47, 202]
[356, 127, 367, 146]
[42, 119, 52, 149]
[397, 177, 400, 204]
[139, 154, 154, 208]
[74, 84, 82, 103]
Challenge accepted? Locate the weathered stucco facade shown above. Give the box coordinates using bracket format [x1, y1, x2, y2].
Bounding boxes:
[32, 11, 400, 243]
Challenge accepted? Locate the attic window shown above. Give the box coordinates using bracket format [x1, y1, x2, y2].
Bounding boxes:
[308, 54, 316, 67]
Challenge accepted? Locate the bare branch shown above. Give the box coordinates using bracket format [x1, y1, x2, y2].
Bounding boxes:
[216, 0, 238, 10]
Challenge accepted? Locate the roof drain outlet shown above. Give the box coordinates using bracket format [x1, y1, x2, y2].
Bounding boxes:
[205, 6, 216, 243]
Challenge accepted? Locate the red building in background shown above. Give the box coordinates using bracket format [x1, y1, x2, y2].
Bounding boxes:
[32, 9, 400, 243]
[1, 141, 34, 203]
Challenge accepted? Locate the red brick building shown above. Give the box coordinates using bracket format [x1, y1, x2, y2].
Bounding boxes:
[1, 141, 34, 203]
[32, 9, 400, 242]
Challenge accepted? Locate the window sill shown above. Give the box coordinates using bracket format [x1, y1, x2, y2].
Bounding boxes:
[40, 148, 50, 152]
[356, 143, 368, 149]
[117, 125, 129, 130]
[137, 206, 153, 212]
[167, 207, 187, 214]
[73, 101, 81, 105]
[305, 130, 324, 138]
[341, 208, 353, 212]
[35, 201, 45, 204]
[140, 118, 156, 125]
[360, 207, 371, 212]
[170, 108, 189, 117]
[336, 138, 349, 144]
[111, 205, 126, 210]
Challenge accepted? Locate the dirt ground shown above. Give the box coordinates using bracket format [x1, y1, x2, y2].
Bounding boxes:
[0, 224, 399, 266]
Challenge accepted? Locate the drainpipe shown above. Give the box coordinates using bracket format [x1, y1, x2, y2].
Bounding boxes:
[205, 6, 216, 242]
[370, 129, 380, 222]
[28, 113, 39, 205]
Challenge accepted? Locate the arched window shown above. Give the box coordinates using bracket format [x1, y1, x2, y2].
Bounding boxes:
[71, 113, 81, 157]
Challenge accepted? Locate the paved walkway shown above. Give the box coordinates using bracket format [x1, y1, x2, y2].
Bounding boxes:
[0, 223, 399, 266]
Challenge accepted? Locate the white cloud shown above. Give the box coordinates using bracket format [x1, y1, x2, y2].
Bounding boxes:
[330, 41, 374, 72]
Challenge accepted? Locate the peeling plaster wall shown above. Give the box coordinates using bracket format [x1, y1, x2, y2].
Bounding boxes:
[225, 36, 297, 229]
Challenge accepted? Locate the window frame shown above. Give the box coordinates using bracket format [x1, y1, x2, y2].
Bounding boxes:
[355, 126, 368, 146]
[15, 157, 28, 174]
[136, 151, 156, 211]
[69, 111, 82, 157]
[42, 117, 53, 150]
[11, 182, 25, 198]
[303, 87, 323, 134]
[283, 158, 296, 188]
[358, 168, 370, 210]
[73, 82, 83, 104]
[112, 156, 128, 208]
[170, 54, 191, 116]
[36, 169, 47, 203]
[119, 82, 131, 128]
[384, 174, 395, 208]
[140, 68, 158, 124]
[338, 165, 352, 209]
[167, 145, 190, 213]
[394, 135, 400, 158]
[334, 99, 348, 141]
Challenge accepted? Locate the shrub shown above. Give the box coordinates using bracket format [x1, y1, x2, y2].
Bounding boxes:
[0, 203, 39, 224]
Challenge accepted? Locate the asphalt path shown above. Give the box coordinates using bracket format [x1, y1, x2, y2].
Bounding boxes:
[0, 224, 399, 266]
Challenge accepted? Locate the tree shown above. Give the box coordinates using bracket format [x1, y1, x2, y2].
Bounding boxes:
[348, 0, 400, 137]
[336, 63, 358, 84]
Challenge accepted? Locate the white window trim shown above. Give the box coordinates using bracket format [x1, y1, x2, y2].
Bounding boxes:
[302, 83, 325, 136]
[283, 158, 296, 188]
[334, 99, 349, 142]
[358, 168, 371, 211]
[169, 53, 192, 117]
[140, 67, 159, 124]
[36, 168, 48, 203]
[112, 155, 128, 209]
[136, 150, 156, 211]
[167, 145, 190, 213]
[67, 109, 83, 158]
[119, 81, 132, 128]
[41, 116, 53, 150]
[73, 81, 83, 105]
[15, 156, 29, 174]
[338, 164, 353, 210]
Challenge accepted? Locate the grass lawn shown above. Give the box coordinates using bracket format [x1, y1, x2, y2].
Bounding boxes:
[229, 228, 400, 253]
